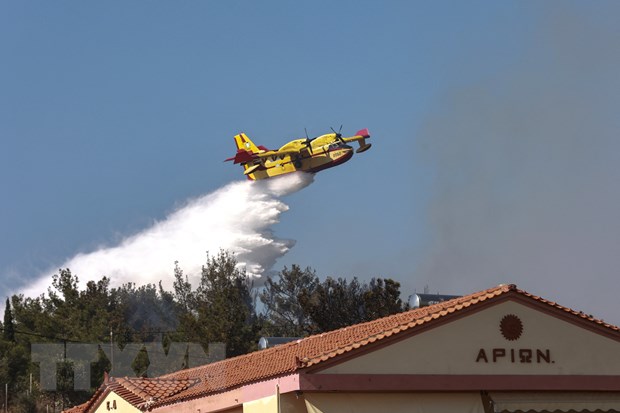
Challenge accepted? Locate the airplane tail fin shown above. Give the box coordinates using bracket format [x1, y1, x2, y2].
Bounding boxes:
[343, 128, 372, 153]
[225, 133, 268, 165]
[233, 133, 261, 153]
[355, 128, 370, 138]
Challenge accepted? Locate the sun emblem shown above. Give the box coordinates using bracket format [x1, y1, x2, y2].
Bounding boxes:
[500, 314, 523, 341]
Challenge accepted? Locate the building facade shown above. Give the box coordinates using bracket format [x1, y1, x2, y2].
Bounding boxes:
[65, 284, 620, 413]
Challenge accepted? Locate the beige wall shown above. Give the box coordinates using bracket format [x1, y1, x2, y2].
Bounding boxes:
[322, 300, 620, 375]
[243, 394, 307, 413]
[304, 392, 484, 413]
[93, 391, 141, 413]
[244, 395, 277, 413]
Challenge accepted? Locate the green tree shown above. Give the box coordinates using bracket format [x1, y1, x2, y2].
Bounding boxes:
[260, 265, 318, 337]
[172, 261, 194, 314]
[0, 257, 408, 411]
[299, 276, 366, 333]
[3, 297, 15, 342]
[116, 282, 178, 343]
[362, 278, 406, 320]
[171, 261, 200, 342]
[0, 295, 33, 412]
[194, 250, 259, 357]
[299, 276, 407, 333]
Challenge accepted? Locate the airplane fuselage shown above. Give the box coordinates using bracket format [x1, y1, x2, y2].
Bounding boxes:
[247, 138, 353, 180]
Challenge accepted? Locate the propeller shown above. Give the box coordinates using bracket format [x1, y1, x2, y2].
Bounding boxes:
[303, 127, 313, 154]
[330, 125, 345, 144]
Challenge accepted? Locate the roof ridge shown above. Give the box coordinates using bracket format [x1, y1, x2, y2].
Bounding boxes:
[162, 284, 515, 380]
[284, 284, 513, 344]
[299, 284, 516, 366]
[514, 287, 620, 332]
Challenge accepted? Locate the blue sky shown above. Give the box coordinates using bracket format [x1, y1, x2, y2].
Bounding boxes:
[2, 1, 620, 323]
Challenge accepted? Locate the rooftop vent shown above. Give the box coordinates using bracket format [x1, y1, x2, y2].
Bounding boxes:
[258, 337, 300, 350]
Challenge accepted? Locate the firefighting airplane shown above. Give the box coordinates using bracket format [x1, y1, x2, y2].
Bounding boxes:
[225, 127, 371, 180]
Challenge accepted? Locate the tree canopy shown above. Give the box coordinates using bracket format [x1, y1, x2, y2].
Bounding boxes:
[0, 252, 408, 411]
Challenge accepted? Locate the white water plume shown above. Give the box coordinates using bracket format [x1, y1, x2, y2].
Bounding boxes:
[22, 173, 314, 297]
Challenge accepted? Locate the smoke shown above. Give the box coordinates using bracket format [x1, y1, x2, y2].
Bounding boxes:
[21, 172, 315, 298]
[414, 6, 620, 323]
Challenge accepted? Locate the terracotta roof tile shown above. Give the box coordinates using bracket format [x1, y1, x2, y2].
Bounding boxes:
[63, 404, 87, 413]
[63, 376, 200, 413]
[149, 284, 501, 406]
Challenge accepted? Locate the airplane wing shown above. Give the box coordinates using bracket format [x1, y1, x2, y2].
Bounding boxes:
[225, 148, 301, 165]
[254, 149, 300, 159]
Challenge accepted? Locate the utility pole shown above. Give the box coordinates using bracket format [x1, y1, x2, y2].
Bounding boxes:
[110, 329, 114, 372]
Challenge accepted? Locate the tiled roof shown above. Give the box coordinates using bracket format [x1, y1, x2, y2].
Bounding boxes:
[66, 376, 200, 413]
[111, 376, 200, 409]
[63, 405, 86, 413]
[152, 283, 620, 408]
[62, 284, 620, 412]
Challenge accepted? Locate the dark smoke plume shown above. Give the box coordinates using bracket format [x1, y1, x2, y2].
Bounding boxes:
[414, 5, 620, 323]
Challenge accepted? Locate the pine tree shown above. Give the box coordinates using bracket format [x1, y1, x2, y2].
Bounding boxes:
[298, 276, 407, 333]
[260, 265, 319, 337]
[195, 250, 259, 357]
[362, 278, 405, 320]
[3, 297, 15, 342]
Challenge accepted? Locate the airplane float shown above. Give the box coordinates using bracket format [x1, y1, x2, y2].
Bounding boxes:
[225, 127, 371, 180]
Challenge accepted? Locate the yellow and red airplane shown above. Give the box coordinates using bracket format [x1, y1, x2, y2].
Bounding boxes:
[225, 127, 371, 180]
